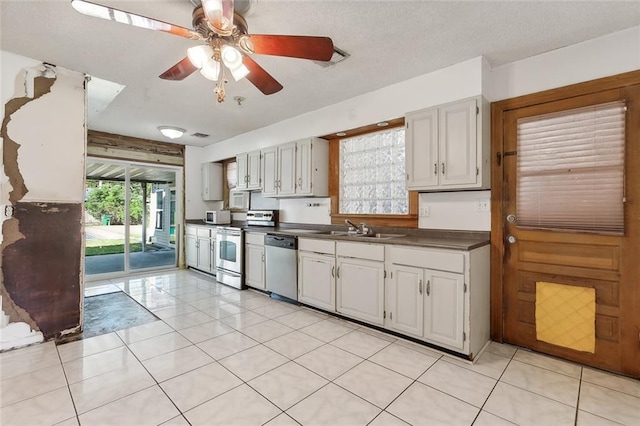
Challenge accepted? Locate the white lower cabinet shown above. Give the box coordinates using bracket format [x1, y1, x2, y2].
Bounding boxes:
[298, 238, 336, 311]
[386, 265, 424, 338]
[299, 251, 335, 311]
[245, 232, 266, 290]
[185, 225, 216, 274]
[385, 245, 490, 357]
[423, 269, 465, 350]
[335, 242, 385, 326]
[185, 234, 198, 268]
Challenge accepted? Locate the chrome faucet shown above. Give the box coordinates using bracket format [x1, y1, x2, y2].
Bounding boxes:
[345, 219, 359, 234]
[344, 219, 373, 236]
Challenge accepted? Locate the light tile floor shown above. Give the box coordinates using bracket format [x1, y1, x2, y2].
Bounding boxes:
[2, 269, 640, 425]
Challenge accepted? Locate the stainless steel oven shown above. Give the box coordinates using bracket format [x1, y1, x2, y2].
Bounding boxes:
[215, 227, 244, 289]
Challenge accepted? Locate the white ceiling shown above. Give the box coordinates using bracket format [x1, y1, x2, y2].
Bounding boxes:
[2, 1, 639, 147]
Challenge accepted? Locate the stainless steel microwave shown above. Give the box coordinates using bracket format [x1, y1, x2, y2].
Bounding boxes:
[205, 210, 231, 225]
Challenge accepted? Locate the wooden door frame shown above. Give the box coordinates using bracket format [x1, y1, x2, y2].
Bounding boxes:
[490, 69, 640, 345]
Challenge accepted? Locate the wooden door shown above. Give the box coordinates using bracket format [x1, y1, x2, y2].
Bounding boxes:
[494, 80, 640, 377]
[245, 244, 265, 289]
[236, 153, 248, 190]
[247, 151, 261, 190]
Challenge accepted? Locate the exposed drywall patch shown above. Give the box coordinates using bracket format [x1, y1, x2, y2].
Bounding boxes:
[2, 202, 82, 339]
[2, 75, 55, 203]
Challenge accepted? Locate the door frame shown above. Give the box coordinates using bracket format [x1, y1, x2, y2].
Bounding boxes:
[490, 69, 640, 376]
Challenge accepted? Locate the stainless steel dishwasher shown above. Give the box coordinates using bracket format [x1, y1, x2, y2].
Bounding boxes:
[265, 234, 298, 301]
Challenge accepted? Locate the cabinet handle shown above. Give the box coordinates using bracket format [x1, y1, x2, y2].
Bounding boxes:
[441, 163, 445, 175]
[297, 177, 302, 187]
[426, 280, 431, 296]
[262, 254, 265, 262]
[331, 266, 335, 278]
[389, 312, 393, 320]
[336, 266, 340, 278]
[245, 175, 249, 183]
[419, 279, 423, 295]
[433, 163, 437, 175]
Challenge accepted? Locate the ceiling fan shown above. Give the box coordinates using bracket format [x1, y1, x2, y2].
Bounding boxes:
[71, 0, 334, 103]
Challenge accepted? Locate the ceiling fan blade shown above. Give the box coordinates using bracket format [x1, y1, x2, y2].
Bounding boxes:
[71, 0, 201, 40]
[243, 35, 334, 61]
[202, 0, 235, 35]
[242, 56, 283, 95]
[159, 57, 198, 81]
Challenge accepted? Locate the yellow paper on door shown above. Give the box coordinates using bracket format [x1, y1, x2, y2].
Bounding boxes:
[535, 281, 596, 353]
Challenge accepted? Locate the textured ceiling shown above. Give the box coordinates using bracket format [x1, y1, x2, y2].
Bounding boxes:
[2, 1, 639, 147]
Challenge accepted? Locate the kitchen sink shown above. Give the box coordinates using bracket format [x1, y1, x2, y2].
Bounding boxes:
[316, 231, 405, 240]
[359, 233, 406, 239]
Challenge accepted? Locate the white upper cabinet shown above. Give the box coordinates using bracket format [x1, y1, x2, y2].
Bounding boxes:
[261, 146, 278, 197]
[201, 162, 223, 200]
[405, 108, 438, 188]
[236, 150, 262, 190]
[261, 138, 329, 198]
[405, 96, 490, 191]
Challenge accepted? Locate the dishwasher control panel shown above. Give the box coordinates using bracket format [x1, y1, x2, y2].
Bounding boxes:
[265, 234, 298, 249]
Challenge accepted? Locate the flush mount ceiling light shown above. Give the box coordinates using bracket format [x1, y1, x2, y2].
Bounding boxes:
[71, 0, 335, 103]
[158, 126, 186, 139]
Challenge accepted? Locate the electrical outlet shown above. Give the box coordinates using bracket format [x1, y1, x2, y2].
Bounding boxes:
[475, 200, 490, 212]
[419, 206, 430, 216]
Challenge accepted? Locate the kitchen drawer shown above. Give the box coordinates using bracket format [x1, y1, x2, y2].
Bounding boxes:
[299, 238, 335, 255]
[245, 232, 265, 246]
[336, 241, 384, 262]
[388, 246, 464, 273]
[185, 226, 197, 236]
[197, 227, 213, 238]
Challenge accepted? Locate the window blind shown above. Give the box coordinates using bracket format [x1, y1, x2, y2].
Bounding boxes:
[516, 101, 625, 233]
[226, 161, 237, 189]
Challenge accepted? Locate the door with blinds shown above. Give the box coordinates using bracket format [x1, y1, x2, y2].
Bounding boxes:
[499, 85, 640, 377]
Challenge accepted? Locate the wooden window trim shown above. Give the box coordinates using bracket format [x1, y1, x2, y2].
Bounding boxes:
[324, 118, 418, 228]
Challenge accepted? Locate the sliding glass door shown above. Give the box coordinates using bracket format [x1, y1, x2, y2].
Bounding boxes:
[84, 159, 181, 277]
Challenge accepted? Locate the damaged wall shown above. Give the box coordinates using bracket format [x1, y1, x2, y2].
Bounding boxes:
[1, 50, 85, 339]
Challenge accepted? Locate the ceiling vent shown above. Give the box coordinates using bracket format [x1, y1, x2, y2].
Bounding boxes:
[315, 46, 350, 67]
[192, 132, 210, 138]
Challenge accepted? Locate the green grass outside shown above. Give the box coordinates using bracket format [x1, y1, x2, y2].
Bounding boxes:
[85, 242, 168, 256]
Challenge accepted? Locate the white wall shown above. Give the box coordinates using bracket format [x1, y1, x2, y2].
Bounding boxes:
[490, 26, 640, 101]
[419, 191, 491, 231]
[184, 145, 223, 219]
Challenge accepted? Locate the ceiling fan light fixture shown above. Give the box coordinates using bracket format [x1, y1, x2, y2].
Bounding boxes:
[221, 45, 243, 70]
[201, 59, 221, 81]
[158, 126, 185, 139]
[187, 45, 213, 69]
[230, 63, 250, 81]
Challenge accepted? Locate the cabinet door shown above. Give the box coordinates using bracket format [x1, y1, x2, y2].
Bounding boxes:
[236, 153, 248, 190]
[423, 269, 465, 350]
[261, 146, 278, 196]
[439, 99, 477, 187]
[245, 244, 265, 289]
[197, 237, 212, 271]
[406, 108, 439, 189]
[277, 142, 297, 196]
[295, 139, 313, 196]
[299, 251, 335, 311]
[336, 257, 384, 325]
[185, 235, 198, 268]
[387, 265, 424, 337]
[247, 150, 262, 190]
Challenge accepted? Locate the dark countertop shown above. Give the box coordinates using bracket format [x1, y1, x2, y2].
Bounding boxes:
[185, 220, 489, 251]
